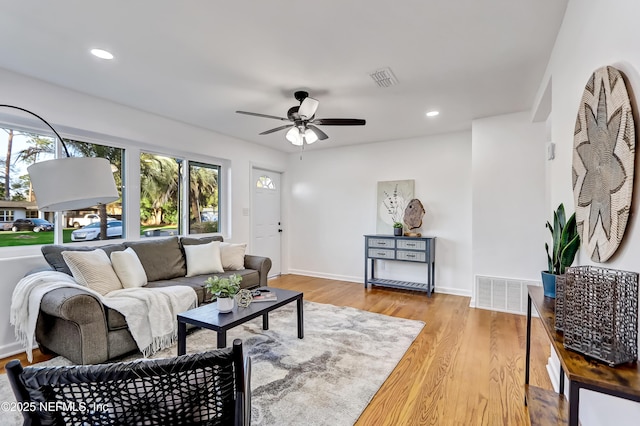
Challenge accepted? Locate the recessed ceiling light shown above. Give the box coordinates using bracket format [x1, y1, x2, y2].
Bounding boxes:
[90, 48, 114, 60]
[426, 111, 439, 117]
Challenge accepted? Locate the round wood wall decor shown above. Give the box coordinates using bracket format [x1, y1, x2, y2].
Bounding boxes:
[573, 66, 636, 262]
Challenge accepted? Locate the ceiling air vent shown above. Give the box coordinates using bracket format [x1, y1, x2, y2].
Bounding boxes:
[369, 67, 399, 88]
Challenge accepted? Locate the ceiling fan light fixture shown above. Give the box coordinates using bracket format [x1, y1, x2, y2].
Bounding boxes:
[304, 128, 318, 144]
[286, 127, 303, 146]
[298, 97, 319, 119]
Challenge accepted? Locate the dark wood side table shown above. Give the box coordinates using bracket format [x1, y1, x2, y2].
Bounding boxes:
[524, 285, 640, 426]
[177, 287, 304, 354]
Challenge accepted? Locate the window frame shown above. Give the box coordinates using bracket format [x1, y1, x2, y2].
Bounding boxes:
[0, 113, 230, 257]
[187, 160, 221, 235]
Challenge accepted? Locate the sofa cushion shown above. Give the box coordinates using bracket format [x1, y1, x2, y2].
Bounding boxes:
[124, 237, 186, 282]
[105, 307, 128, 331]
[42, 243, 126, 276]
[220, 242, 247, 270]
[179, 270, 260, 290]
[144, 280, 206, 304]
[110, 248, 148, 288]
[180, 235, 224, 247]
[184, 241, 224, 277]
[61, 249, 123, 296]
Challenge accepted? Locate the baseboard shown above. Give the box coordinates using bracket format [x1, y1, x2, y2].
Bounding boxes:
[547, 355, 561, 393]
[286, 269, 471, 297]
[436, 286, 472, 298]
[287, 269, 362, 284]
[0, 341, 33, 360]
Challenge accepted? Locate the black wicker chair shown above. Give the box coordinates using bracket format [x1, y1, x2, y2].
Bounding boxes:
[5, 339, 251, 426]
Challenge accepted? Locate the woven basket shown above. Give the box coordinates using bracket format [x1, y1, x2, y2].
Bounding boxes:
[563, 266, 638, 366]
[554, 274, 565, 331]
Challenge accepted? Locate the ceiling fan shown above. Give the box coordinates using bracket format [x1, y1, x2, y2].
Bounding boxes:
[236, 91, 366, 146]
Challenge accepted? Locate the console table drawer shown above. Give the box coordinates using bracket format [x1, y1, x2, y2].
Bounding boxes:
[368, 238, 395, 248]
[396, 250, 426, 262]
[368, 248, 395, 259]
[397, 239, 426, 250]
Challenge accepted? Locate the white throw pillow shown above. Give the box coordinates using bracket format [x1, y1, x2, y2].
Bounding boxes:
[220, 242, 247, 271]
[62, 249, 123, 296]
[111, 248, 148, 288]
[184, 241, 224, 277]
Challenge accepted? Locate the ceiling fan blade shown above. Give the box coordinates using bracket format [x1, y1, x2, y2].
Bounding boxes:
[236, 111, 290, 121]
[259, 124, 294, 135]
[298, 97, 319, 120]
[313, 118, 366, 126]
[307, 124, 329, 140]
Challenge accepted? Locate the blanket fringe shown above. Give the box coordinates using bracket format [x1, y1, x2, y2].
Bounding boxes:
[141, 333, 179, 358]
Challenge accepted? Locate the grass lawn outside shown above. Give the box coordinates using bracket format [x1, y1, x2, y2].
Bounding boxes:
[0, 225, 179, 247]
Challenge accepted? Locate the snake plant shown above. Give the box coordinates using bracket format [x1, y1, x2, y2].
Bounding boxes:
[545, 203, 580, 275]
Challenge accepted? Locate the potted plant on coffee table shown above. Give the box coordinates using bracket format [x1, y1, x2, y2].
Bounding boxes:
[205, 274, 242, 313]
[543, 203, 580, 298]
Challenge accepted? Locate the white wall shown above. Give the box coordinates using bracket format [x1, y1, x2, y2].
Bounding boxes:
[471, 112, 547, 290]
[285, 131, 473, 296]
[0, 68, 288, 357]
[540, 0, 640, 423]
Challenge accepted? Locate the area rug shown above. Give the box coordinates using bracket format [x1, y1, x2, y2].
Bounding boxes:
[0, 301, 424, 425]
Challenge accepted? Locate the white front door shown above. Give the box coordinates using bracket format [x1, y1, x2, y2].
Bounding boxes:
[252, 168, 282, 277]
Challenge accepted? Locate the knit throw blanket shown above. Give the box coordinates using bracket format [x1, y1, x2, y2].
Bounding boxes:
[10, 271, 197, 362]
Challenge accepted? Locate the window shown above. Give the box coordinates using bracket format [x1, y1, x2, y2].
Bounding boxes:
[189, 162, 219, 234]
[140, 153, 180, 238]
[0, 210, 14, 221]
[62, 140, 124, 244]
[256, 175, 275, 189]
[139, 154, 222, 237]
[2, 118, 224, 249]
[1, 124, 124, 247]
[1, 126, 55, 246]
[1, 126, 54, 202]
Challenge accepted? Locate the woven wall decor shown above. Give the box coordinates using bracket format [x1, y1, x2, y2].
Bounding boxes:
[573, 66, 636, 262]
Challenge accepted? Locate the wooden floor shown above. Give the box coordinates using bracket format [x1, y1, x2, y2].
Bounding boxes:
[0, 274, 553, 425]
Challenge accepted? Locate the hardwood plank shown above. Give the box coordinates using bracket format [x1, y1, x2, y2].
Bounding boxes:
[0, 348, 54, 374]
[0, 274, 554, 425]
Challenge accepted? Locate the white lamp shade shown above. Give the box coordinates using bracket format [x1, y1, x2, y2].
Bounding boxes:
[304, 128, 318, 144]
[298, 97, 319, 119]
[286, 127, 303, 146]
[27, 157, 119, 212]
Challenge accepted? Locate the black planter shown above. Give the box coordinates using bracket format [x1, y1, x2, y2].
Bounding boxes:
[393, 227, 402, 236]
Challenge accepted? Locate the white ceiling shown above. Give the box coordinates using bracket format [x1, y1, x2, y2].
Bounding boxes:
[0, 1, 567, 153]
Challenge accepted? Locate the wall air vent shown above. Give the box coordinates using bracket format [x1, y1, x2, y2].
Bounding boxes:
[369, 67, 399, 88]
[474, 275, 540, 315]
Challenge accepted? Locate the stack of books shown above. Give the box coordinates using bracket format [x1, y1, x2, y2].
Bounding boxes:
[252, 289, 277, 302]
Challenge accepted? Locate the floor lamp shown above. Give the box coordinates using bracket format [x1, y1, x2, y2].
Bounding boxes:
[0, 105, 119, 236]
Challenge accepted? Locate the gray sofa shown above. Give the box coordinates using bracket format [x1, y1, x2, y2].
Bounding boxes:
[34, 236, 271, 364]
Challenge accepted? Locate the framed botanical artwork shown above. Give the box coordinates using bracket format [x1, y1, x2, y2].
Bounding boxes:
[376, 180, 414, 233]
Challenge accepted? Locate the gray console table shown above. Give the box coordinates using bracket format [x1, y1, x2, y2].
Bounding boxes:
[364, 234, 436, 296]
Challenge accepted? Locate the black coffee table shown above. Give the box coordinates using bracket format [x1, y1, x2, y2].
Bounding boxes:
[177, 287, 304, 354]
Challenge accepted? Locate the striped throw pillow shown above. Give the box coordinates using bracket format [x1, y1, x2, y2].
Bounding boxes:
[62, 249, 123, 295]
